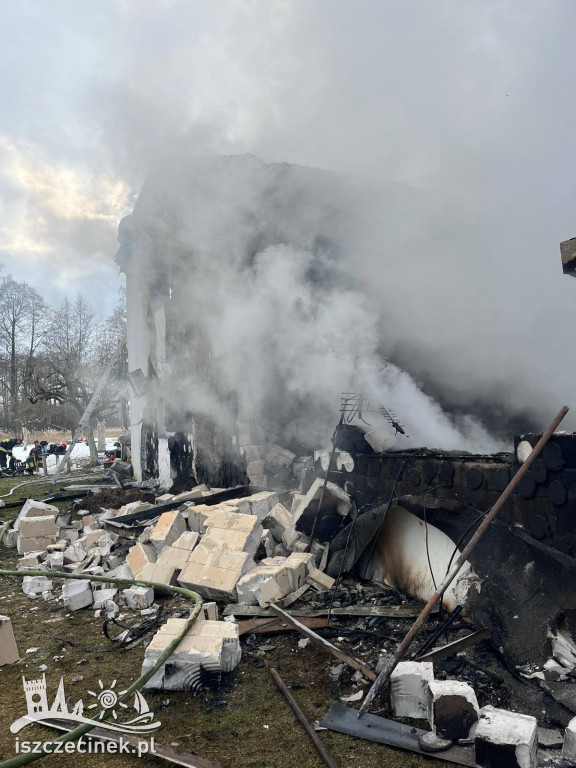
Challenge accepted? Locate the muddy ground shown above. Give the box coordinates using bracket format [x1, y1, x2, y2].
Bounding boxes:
[0, 474, 484, 768]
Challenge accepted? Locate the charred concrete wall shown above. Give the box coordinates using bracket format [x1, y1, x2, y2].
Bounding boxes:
[315, 438, 576, 558]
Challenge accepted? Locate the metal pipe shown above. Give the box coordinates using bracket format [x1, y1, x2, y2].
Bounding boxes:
[270, 667, 340, 768]
[358, 405, 569, 718]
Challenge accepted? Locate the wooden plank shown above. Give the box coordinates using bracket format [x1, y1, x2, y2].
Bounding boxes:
[415, 628, 491, 663]
[237, 616, 332, 637]
[268, 604, 377, 681]
[270, 668, 340, 768]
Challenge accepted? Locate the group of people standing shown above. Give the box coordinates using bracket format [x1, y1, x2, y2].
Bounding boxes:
[0, 438, 46, 475]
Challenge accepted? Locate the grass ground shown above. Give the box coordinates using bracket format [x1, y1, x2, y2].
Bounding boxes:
[0, 475, 457, 768]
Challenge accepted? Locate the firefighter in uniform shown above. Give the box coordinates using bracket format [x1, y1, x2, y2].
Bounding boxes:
[25, 440, 42, 474]
[0, 438, 22, 470]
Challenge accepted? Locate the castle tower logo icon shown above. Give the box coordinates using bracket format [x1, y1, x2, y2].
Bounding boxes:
[11, 672, 161, 735]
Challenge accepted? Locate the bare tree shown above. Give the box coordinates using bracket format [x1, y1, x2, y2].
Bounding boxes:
[25, 291, 126, 463]
[0, 275, 47, 430]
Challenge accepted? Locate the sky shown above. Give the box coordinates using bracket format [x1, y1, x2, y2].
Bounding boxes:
[1, 1, 576, 433]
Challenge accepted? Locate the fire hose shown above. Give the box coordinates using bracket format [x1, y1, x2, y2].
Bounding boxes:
[0, 569, 202, 768]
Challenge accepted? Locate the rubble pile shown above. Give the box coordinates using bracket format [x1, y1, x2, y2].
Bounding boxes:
[1, 482, 343, 696]
[4, 425, 576, 766]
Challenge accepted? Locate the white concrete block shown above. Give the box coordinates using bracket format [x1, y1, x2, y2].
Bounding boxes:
[138, 563, 179, 586]
[157, 545, 191, 571]
[123, 586, 155, 610]
[2, 528, 18, 548]
[178, 547, 254, 601]
[19, 516, 58, 539]
[62, 580, 93, 611]
[247, 492, 279, 521]
[150, 511, 187, 553]
[14, 500, 58, 531]
[287, 552, 315, 575]
[563, 716, 576, 764]
[117, 500, 154, 516]
[22, 575, 53, 595]
[262, 503, 293, 543]
[390, 661, 434, 719]
[93, 588, 118, 610]
[172, 532, 200, 551]
[17, 552, 45, 570]
[306, 568, 335, 591]
[475, 706, 538, 768]
[126, 542, 157, 576]
[0, 615, 20, 665]
[63, 543, 87, 564]
[428, 680, 479, 740]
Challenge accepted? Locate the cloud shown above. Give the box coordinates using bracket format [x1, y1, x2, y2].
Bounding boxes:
[3, 0, 576, 435]
[0, 135, 132, 306]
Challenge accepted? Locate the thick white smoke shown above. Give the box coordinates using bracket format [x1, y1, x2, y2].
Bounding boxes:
[171, 238, 501, 453]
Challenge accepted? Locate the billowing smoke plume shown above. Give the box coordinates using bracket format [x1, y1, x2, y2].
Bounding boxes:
[133, 156, 502, 453]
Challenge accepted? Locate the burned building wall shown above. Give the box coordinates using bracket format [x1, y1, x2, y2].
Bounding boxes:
[117, 154, 504, 485]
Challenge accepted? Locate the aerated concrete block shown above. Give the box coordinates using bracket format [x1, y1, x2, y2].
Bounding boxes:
[19, 516, 58, 539]
[172, 532, 199, 551]
[475, 706, 538, 768]
[93, 588, 118, 610]
[178, 547, 254, 601]
[45, 552, 64, 570]
[78, 529, 107, 550]
[158, 545, 191, 571]
[126, 542, 157, 577]
[563, 716, 576, 764]
[262, 503, 294, 543]
[17, 553, 44, 570]
[390, 661, 434, 719]
[0, 616, 20, 665]
[172, 485, 210, 503]
[22, 575, 53, 596]
[260, 556, 305, 592]
[138, 563, 179, 586]
[198, 602, 218, 621]
[223, 498, 251, 515]
[142, 618, 241, 691]
[17, 535, 59, 555]
[14, 500, 58, 531]
[185, 505, 210, 533]
[123, 586, 154, 609]
[150, 511, 187, 553]
[63, 543, 87, 564]
[155, 494, 175, 505]
[247, 492, 279, 521]
[201, 529, 259, 556]
[204, 507, 263, 542]
[62, 580, 93, 610]
[236, 563, 293, 606]
[306, 568, 335, 591]
[3, 528, 18, 548]
[117, 500, 154, 516]
[428, 680, 479, 740]
[287, 551, 315, 575]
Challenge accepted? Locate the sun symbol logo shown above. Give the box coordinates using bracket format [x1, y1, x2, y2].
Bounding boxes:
[86, 680, 129, 720]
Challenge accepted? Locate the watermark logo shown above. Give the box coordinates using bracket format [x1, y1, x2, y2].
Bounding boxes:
[11, 672, 161, 735]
